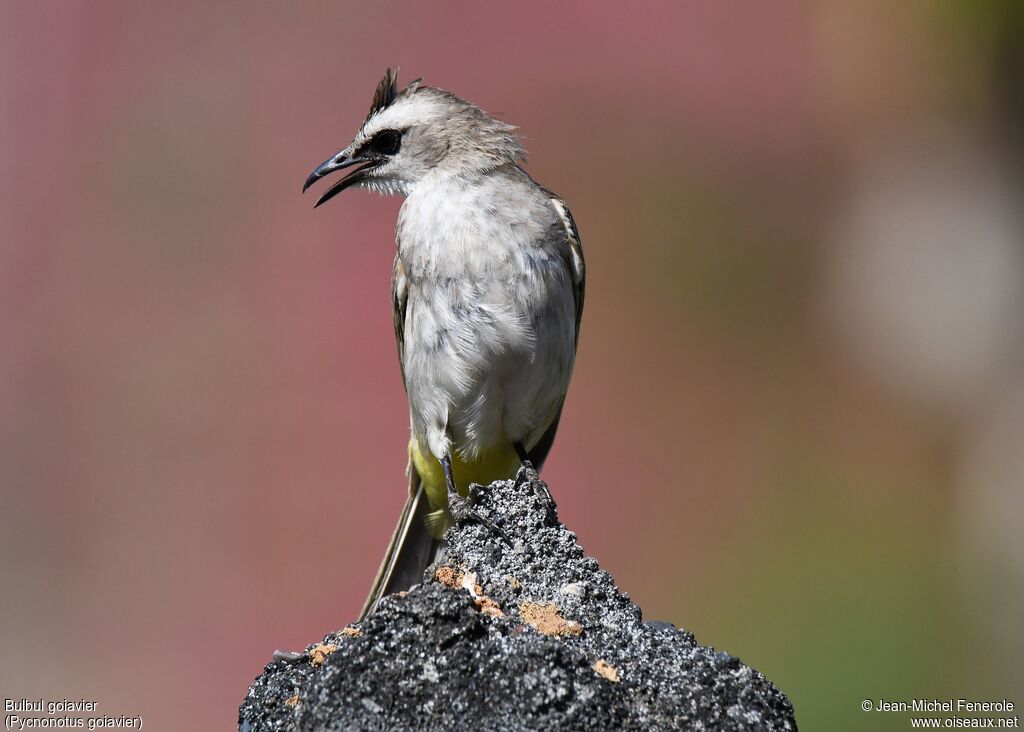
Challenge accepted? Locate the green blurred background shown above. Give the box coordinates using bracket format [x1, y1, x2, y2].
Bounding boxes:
[2, 2, 1022, 729]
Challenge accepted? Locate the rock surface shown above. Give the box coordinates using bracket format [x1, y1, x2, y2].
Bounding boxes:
[239, 469, 797, 731]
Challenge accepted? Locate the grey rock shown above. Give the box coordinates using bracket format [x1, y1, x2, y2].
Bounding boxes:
[239, 469, 797, 731]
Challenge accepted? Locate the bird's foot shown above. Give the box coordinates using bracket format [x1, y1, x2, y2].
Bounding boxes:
[441, 454, 512, 545]
[448, 487, 512, 546]
[514, 460, 557, 524]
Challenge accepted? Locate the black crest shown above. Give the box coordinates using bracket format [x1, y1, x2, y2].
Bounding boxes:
[366, 68, 400, 123]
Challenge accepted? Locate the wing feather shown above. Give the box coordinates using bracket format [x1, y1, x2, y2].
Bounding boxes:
[528, 196, 586, 469]
[391, 254, 409, 390]
[549, 196, 585, 352]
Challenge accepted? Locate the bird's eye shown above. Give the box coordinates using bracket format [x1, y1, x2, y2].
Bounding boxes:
[370, 129, 402, 156]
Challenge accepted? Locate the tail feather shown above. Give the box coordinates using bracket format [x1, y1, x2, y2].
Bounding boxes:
[358, 469, 440, 621]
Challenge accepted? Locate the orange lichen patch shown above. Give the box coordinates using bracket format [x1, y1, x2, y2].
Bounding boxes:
[593, 660, 620, 682]
[464, 573, 504, 616]
[434, 566, 464, 588]
[285, 694, 300, 707]
[507, 576, 522, 590]
[519, 602, 582, 636]
[396, 591, 408, 598]
[309, 643, 338, 666]
[340, 626, 362, 638]
[474, 595, 505, 618]
[436, 567, 504, 617]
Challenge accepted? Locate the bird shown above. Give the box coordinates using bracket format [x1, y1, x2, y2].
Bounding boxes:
[303, 69, 585, 619]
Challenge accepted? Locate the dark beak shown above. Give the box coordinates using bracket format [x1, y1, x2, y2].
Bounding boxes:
[302, 150, 381, 208]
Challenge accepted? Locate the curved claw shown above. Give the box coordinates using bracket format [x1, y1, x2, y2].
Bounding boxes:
[448, 493, 512, 546]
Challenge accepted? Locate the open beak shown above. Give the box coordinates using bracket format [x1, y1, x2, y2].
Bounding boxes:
[302, 150, 381, 208]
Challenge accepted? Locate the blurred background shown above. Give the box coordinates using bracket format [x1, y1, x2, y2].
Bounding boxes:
[2, 1, 1022, 729]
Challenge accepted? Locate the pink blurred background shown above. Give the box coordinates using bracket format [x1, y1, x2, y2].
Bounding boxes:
[2, 2, 1023, 729]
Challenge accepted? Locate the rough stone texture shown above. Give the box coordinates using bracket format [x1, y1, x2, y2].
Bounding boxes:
[240, 469, 797, 731]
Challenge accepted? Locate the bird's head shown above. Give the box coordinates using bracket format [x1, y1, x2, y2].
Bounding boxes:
[303, 69, 524, 207]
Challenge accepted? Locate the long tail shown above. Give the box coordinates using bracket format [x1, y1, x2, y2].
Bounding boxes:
[358, 469, 440, 621]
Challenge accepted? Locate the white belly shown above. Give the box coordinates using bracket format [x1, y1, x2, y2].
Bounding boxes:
[397, 174, 576, 461]
[403, 258, 575, 460]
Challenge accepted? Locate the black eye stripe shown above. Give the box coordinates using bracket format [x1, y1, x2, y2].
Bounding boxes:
[369, 129, 402, 156]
